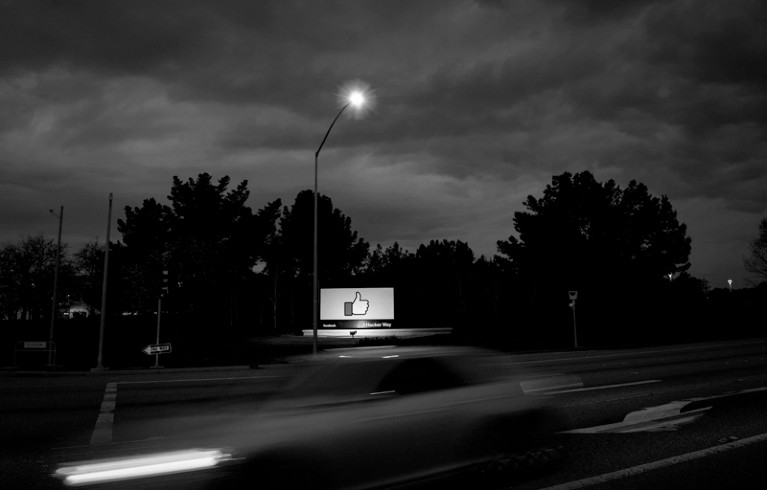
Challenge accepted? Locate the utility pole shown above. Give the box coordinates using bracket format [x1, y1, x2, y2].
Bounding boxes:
[48, 206, 63, 368]
[95, 193, 112, 371]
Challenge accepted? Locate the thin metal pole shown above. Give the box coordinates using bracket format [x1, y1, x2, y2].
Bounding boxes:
[96, 193, 112, 370]
[572, 302, 578, 349]
[154, 297, 162, 368]
[48, 205, 63, 367]
[313, 103, 350, 355]
[313, 153, 319, 355]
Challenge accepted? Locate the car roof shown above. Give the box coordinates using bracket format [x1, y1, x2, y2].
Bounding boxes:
[267, 346, 512, 407]
[310, 344, 497, 360]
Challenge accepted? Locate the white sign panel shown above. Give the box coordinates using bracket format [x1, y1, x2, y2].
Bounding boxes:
[320, 288, 394, 321]
[23, 341, 47, 349]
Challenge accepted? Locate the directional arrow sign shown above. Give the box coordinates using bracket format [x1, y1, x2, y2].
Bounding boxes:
[142, 343, 172, 355]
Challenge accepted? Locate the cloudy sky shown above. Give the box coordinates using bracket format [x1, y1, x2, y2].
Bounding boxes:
[1, 0, 765, 289]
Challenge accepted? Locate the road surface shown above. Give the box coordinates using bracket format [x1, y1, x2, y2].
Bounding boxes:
[2, 337, 766, 489]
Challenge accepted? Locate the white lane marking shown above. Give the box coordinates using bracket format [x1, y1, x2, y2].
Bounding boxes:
[117, 375, 286, 385]
[539, 431, 767, 490]
[90, 382, 117, 445]
[502, 339, 767, 366]
[520, 374, 584, 394]
[86, 375, 285, 445]
[564, 402, 711, 434]
[522, 382, 585, 394]
[546, 379, 662, 395]
[563, 386, 767, 434]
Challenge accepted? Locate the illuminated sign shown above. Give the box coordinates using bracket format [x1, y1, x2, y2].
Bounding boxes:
[320, 288, 394, 327]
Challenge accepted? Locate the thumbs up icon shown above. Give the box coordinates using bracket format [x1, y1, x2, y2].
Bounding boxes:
[344, 292, 369, 316]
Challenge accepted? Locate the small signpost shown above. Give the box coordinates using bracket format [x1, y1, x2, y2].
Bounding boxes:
[569, 291, 579, 349]
[143, 341, 171, 369]
[142, 343, 172, 355]
[14, 341, 56, 369]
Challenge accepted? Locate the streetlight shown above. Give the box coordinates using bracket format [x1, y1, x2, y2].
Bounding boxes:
[49, 206, 63, 367]
[312, 82, 372, 354]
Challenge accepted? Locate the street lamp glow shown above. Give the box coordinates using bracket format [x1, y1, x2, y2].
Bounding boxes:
[348, 90, 365, 108]
[337, 80, 375, 119]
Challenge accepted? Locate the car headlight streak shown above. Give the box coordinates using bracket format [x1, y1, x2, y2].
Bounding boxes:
[54, 449, 232, 486]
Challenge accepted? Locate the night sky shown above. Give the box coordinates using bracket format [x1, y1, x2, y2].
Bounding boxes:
[1, 0, 765, 289]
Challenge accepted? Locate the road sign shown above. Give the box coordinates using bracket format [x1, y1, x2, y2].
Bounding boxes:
[142, 343, 172, 355]
[569, 290, 578, 300]
[23, 341, 48, 349]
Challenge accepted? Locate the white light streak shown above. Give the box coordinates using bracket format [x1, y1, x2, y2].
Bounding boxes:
[54, 449, 231, 486]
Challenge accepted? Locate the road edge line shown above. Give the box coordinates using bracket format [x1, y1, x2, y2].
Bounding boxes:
[540, 431, 767, 490]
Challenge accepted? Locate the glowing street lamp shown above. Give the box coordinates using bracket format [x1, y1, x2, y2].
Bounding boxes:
[312, 81, 372, 354]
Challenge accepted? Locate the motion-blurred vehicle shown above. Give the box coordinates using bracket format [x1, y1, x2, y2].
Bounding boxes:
[54, 346, 563, 489]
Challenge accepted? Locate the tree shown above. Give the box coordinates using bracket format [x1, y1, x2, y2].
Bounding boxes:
[266, 190, 369, 331]
[0, 235, 72, 320]
[167, 173, 260, 330]
[496, 171, 692, 346]
[117, 197, 173, 313]
[71, 240, 128, 318]
[254, 198, 284, 332]
[744, 217, 767, 284]
[412, 239, 475, 330]
[117, 173, 274, 338]
[72, 239, 111, 317]
[278, 190, 369, 284]
[364, 242, 414, 282]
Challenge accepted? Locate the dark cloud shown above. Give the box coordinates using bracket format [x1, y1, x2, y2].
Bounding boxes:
[0, 0, 765, 288]
[0, 0, 212, 75]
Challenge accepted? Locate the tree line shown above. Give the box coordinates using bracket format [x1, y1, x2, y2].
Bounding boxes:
[2, 171, 766, 355]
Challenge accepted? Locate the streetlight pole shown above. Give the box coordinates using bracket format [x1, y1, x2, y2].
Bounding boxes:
[312, 87, 369, 354]
[313, 102, 352, 355]
[49, 205, 63, 367]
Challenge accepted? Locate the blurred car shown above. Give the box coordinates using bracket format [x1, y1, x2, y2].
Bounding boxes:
[54, 346, 563, 489]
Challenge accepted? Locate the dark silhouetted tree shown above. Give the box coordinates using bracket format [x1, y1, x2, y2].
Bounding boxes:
[364, 242, 414, 283]
[278, 190, 369, 283]
[72, 240, 104, 316]
[0, 235, 72, 320]
[254, 198, 284, 332]
[118, 174, 275, 339]
[72, 240, 128, 318]
[744, 217, 767, 285]
[497, 171, 692, 346]
[412, 239, 475, 331]
[269, 190, 369, 330]
[117, 197, 173, 313]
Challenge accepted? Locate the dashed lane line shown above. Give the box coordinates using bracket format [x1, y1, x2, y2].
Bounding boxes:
[545, 379, 662, 395]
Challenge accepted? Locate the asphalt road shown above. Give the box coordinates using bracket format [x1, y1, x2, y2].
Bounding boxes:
[2, 337, 766, 489]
